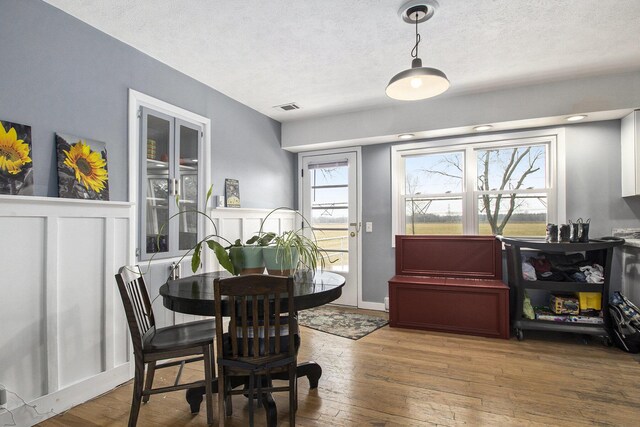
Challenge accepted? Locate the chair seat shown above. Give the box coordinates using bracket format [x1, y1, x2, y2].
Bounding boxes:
[143, 319, 215, 353]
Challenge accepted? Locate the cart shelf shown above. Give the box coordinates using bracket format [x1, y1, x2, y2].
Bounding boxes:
[498, 236, 624, 341]
[518, 281, 603, 292]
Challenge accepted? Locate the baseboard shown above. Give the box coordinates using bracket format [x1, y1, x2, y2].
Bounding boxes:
[4, 363, 131, 426]
[358, 301, 386, 311]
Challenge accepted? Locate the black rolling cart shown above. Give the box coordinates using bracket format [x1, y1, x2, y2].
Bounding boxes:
[499, 236, 624, 341]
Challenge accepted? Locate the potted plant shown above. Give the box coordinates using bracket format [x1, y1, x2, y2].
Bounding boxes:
[257, 208, 330, 277]
[227, 232, 275, 275]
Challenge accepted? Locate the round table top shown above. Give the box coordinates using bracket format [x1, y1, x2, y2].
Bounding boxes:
[160, 271, 345, 316]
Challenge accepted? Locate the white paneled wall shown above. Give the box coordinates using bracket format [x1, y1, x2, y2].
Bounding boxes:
[0, 195, 134, 426]
[205, 207, 296, 271]
[0, 201, 292, 425]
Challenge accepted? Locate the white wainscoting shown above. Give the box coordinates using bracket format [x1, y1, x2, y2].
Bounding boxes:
[209, 207, 297, 242]
[0, 195, 134, 426]
[203, 207, 296, 271]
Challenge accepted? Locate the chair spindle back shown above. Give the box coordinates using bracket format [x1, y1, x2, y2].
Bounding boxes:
[115, 266, 156, 349]
[214, 274, 295, 360]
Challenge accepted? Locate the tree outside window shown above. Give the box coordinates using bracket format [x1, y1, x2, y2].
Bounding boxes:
[476, 145, 547, 236]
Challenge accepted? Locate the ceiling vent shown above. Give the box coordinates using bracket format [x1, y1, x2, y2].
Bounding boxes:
[273, 102, 301, 111]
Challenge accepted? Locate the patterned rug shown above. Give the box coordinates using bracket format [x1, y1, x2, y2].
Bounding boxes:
[297, 306, 389, 340]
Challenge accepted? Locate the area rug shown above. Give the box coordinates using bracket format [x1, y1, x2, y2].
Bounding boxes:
[297, 306, 389, 340]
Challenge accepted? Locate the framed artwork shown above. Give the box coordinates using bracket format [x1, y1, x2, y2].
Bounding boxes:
[225, 178, 240, 207]
[56, 133, 110, 200]
[0, 120, 33, 195]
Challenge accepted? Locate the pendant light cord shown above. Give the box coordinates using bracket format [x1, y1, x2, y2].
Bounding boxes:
[411, 12, 421, 59]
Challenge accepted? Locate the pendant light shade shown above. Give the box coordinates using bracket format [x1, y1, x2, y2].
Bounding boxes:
[386, 58, 449, 101]
[386, 1, 449, 101]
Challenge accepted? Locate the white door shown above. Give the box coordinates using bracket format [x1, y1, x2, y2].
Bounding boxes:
[300, 151, 360, 306]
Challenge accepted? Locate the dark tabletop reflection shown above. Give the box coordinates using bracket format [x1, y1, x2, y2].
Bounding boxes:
[160, 271, 345, 316]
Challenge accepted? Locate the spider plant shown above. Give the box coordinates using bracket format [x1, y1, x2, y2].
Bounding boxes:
[258, 207, 333, 276]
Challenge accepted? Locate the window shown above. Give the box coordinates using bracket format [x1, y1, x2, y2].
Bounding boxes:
[404, 151, 464, 234]
[392, 130, 564, 241]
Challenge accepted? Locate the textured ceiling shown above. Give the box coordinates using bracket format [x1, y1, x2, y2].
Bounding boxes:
[43, 0, 640, 122]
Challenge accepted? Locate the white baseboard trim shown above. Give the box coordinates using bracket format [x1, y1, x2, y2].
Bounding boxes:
[9, 363, 131, 426]
[358, 301, 386, 311]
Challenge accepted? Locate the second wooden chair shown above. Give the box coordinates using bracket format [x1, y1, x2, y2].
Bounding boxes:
[214, 274, 298, 426]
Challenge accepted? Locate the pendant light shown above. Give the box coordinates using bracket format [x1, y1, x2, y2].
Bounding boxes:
[386, 1, 450, 101]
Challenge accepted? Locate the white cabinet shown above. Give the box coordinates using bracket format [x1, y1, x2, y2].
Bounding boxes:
[621, 110, 640, 197]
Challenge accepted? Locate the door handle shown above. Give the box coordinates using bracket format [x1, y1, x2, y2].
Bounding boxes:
[349, 222, 361, 237]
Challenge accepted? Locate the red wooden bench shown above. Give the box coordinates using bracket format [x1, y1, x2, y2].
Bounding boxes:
[388, 235, 510, 339]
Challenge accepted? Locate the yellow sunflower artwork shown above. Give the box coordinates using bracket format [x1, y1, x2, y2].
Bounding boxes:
[56, 134, 110, 200]
[0, 120, 34, 195]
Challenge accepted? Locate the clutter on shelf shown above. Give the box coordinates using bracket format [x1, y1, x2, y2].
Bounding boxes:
[522, 252, 604, 283]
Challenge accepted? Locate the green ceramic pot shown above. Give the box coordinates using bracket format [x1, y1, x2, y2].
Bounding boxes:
[262, 246, 299, 276]
[229, 246, 265, 275]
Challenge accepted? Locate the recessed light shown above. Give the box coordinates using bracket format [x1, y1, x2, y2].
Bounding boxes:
[398, 133, 414, 140]
[473, 125, 493, 132]
[566, 115, 587, 122]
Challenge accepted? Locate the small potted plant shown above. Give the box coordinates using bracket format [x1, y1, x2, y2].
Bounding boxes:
[227, 232, 275, 275]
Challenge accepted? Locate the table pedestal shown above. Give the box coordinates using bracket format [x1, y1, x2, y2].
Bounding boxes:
[185, 361, 322, 427]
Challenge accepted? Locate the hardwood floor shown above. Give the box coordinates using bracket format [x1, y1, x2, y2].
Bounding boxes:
[39, 308, 640, 426]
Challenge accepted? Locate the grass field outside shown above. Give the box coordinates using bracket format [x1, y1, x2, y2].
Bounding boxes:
[311, 221, 545, 270]
[406, 222, 546, 236]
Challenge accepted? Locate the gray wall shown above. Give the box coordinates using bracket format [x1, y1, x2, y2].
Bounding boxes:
[283, 70, 640, 150]
[565, 121, 640, 234]
[0, 0, 295, 207]
[361, 120, 640, 303]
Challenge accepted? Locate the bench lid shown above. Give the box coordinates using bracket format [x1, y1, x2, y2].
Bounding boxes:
[395, 235, 502, 280]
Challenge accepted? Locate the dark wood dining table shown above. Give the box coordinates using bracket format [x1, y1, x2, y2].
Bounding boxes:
[159, 270, 345, 425]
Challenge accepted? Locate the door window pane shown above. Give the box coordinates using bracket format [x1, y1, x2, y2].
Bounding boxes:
[321, 251, 349, 272]
[309, 162, 348, 186]
[308, 161, 350, 272]
[310, 207, 348, 228]
[314, 228, 349, 271]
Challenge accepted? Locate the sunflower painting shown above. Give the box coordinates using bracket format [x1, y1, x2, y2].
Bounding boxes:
[56, 133, 109, 200]
[0, 120, 34, 195]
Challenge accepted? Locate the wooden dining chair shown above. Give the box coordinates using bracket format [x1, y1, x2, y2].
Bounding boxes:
[214, 274, 299, 427]
[115, 265, 215, 427]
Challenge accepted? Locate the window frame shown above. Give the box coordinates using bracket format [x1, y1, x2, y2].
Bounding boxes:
[391, 128, 566, 246]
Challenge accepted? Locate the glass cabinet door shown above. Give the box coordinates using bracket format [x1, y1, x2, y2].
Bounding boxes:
[139, 108, 202, 260]
[176, 120, 200, 251]
[142, 110, 173, 256]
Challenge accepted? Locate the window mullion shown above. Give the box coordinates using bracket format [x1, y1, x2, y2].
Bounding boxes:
[465, 147, 476, 234]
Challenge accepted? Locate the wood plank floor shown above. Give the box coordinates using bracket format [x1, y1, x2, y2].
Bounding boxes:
[39, 308, 640, 426]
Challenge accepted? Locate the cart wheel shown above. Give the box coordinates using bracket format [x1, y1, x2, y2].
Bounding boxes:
[516, 329, 524, 341]
[603, 336, 613, 347]
[581, 335, 590, 345]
